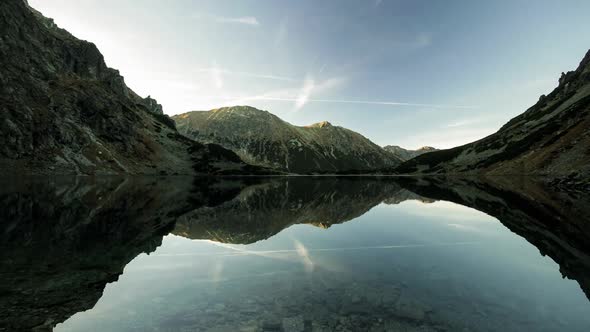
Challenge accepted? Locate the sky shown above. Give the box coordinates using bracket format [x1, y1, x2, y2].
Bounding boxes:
[29, 0, 590, 149]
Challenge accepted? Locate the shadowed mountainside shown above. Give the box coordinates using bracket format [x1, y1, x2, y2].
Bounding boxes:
[0, 0, 264, 175]
[173, 106, 403, 174]
[396, 50, 590, 181]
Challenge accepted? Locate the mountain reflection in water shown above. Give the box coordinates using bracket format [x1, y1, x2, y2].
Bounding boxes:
[0, 176, 589, 332]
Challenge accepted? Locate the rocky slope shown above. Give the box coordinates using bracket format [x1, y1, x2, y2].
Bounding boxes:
[173, 106, 403, 174]
[383, 145, 438, 161]
[396, 49, 590, 178]
[0, 0, 263, 175]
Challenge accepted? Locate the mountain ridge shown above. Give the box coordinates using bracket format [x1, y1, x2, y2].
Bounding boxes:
[395, 49, 590, 178]
[173, 106, 403, 174]
[383, 145, 438, 161]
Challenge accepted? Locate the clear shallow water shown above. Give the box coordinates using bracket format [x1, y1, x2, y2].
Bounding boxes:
[2, 177, 590, 332]
[57, 200, 589, 332]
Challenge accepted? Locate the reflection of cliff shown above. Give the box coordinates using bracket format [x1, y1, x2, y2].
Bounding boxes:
[173, 177, 423, 244]
[0, 177, 250, 332]
[3, 176, 590, 331]
[175, 175, 590, 303]
[397, 176, 590, 301]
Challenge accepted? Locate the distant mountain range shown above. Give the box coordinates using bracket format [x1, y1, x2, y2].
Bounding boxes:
[383, 145, 438, 161]
[2, 0, 588, 180]
[396, 50, 590, 180]
[173, 106, 404, 173]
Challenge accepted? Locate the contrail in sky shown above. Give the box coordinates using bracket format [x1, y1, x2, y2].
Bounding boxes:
[202, 95, 479, 110]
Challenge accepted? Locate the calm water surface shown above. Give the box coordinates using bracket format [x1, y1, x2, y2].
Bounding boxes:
[1, 177, 589, 332]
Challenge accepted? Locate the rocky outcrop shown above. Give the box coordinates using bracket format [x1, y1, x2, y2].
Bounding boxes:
[0, 0, 262, 175]
[396, 50, 590, 178]
[173, 106, 403, 174]
[383, 145, 438, 162]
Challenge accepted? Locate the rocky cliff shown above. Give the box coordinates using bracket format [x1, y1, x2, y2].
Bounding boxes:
[395, 50, 590, 179]
[173, 106, 403, 174]
[383, 145, 438, 162]
[0, 0, 261, 175]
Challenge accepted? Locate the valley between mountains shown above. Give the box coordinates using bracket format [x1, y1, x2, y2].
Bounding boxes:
[1, 0, 589, 184]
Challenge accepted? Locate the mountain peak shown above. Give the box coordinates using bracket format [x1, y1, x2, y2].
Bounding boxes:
[418, 146, 436, 151]
[383, 145, 438, 162]
[210, 106, 274, 117]
[308, 121, 333, 128]
[174, 113, 400, 173]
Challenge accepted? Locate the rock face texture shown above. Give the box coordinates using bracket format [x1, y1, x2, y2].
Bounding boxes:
[0, 0, 261, 175]
[173, 106, 402, 174]
[383, 145, 438, 162]
[396, 50, 590, 177]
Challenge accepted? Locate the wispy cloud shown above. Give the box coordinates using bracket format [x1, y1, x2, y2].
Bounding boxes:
[219, 75, 348, 111]
[210, 61, 223, 89]
[295, 99, 476, 109]
[194, 67, 297, 82]
[202, 94, 478, 110]
[402, 127, 497, 149]
[215, 16, 260, 26]
[193, 13, 260, 26]
[444, 114, 506, 129]
[445, 119, 480, 128]
[414, 33, 432, 48]
[390, 32, 432, 50]
[375, 0, 384, 7]
[295, 76, 315, 110]
[274, 18, 289, 46]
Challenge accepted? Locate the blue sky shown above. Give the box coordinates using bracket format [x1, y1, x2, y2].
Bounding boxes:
[30, 0, 590, 148]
